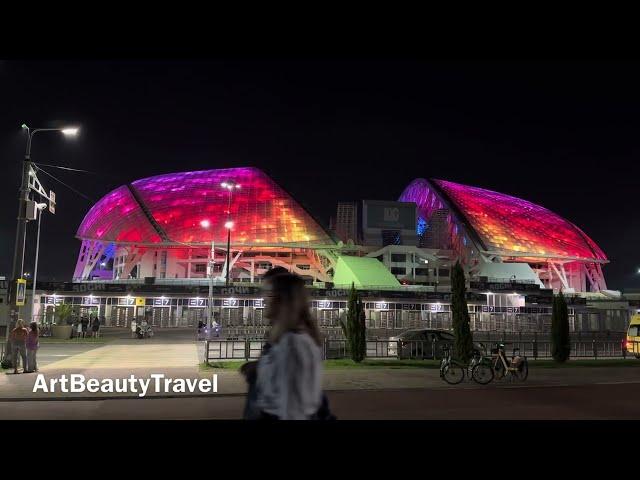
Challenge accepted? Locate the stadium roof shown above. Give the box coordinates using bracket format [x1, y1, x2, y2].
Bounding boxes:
[77, 167, 334, 247]
[332, 255, 402, 288]
[400, 178, 607, 263]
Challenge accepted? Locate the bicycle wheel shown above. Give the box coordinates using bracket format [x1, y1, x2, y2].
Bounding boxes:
[472, 362, 494, 385]
[442, 362, 465, 385]
[514, 358, 529, 382]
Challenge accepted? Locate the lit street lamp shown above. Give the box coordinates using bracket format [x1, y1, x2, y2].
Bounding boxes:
[200, 219, 215, 333]
[220, 181, 240, 286]
[4, 124, 79, 367]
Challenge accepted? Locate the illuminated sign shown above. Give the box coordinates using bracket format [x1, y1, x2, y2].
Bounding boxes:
[222, 298, 239, 308]
[45, 296, 63, 305]
[317, 300, 332, 309]
[374, 302, 388, 310]
[153, 298, 171, 307]
[81, 297, 101, 305]
[118, 297, 136, 306]
[16, 279, 27, 306]
[189, 298, 207, 307]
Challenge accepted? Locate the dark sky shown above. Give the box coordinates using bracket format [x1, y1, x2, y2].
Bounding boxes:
[1, 59, 639, 289]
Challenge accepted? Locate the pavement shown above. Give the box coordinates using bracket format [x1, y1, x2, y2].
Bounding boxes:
[1, 328, 640, 419]
[2, 382, 640, 420]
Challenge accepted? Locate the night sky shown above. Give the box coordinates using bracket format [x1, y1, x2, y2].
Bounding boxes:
[1, 60, 639, 289]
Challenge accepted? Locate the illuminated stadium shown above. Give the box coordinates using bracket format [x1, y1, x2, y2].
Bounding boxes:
[399, 178, 608, 292]
[73, 167, 338, 283]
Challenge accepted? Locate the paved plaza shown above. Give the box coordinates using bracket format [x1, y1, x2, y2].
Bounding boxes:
[1, 328, 640, 419]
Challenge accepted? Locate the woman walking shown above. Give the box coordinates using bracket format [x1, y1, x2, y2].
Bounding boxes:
[25, 322, 39, 373]
[253, 273, 324, 420]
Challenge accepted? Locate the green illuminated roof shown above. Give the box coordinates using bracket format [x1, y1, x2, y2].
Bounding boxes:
[332, 255, 401, 288]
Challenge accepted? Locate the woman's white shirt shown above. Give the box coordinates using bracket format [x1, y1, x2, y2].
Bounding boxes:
[256, 332, 323, 420]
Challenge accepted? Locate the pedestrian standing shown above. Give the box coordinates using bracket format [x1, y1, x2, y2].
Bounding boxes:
[81, 316, 89, 338]
[10, 319, 29, 374]
[25, 322, 39, 373]
[91, 316, 101, 338]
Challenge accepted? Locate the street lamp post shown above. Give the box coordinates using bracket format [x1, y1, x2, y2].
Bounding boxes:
[220, 181, 240, 286]
[30, 203, 48, 324]
[224, 220, 233, 286]
[199, 219, 215, 333]
[4, 124, 78, 366]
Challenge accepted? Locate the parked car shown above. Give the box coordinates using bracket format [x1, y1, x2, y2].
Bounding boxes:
[624, 314, 640, 358]
[388, 329, 483, 360]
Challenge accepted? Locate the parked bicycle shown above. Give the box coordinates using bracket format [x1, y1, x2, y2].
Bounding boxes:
[39, 323, 52, 338]
[440, 343, 491, 385]
[473, 342, 528, 383]
[439, 344, 466, 384]
[469, 342, 495, 385]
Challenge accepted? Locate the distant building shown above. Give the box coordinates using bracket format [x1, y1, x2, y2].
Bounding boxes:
[421, 208, 451, 249]
[334, 202, 358, 244]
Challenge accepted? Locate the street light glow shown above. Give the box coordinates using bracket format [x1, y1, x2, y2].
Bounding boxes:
[224, 220, 234, 229]
[200, 219, 211, 228]
[221, 181, 240, 190]
[61, 127, 79, 136]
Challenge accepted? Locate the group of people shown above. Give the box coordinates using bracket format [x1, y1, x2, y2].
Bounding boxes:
[73, 315, 101, 338]
[240, 267, 335, 420]
[9, 319, 39, 374]
[131, 319, 153, 339]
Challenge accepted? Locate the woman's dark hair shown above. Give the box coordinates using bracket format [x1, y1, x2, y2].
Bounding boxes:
[30, 322, 38, 333]
[262, 266, 289, 281]
[268, 272, 321, 346]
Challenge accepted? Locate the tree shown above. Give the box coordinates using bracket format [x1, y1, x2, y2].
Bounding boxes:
[451, 261, 473, 363]
[551, 290, 570, 362]
[55, 303, 74, 325]
[339, 283, 367, 362]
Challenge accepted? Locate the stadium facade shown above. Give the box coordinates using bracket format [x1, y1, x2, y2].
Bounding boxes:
[398, 178, 608, 293]
[73, 167, 338, 284]
[26, 168, 631, 336]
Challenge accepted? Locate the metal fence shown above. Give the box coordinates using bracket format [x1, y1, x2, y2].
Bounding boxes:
[203, 338, 638, 362]
[205, 339, 268, 361]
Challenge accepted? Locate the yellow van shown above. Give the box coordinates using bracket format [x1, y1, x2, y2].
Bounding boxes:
[625, 314, 640, 358]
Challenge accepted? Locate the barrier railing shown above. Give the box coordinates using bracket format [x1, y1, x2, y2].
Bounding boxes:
[203, 338, 634, 362]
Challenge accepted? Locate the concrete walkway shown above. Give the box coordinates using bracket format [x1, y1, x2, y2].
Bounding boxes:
[37, 340, 199, 369]
[2, 328, 639, 401]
